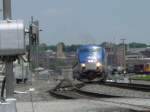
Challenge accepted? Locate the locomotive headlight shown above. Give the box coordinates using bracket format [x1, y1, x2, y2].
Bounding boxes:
[96, 62, 102, 67]
[81, 63, 86, 67]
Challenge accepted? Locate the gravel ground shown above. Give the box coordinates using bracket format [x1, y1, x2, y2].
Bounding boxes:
[14, 72, 81, 102]
[16, 99, 149, 112]
[14, 75, 60, 102]
[81, 84, 150, 98]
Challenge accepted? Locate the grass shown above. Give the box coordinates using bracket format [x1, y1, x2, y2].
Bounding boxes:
[131, 74, 150, 81]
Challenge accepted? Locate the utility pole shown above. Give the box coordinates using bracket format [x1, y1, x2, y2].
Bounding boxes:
[120, 38, 126, 71]
[29, 17, 40, 71]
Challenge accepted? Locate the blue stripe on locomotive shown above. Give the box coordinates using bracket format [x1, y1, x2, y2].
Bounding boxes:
[77, 45, 105, 63]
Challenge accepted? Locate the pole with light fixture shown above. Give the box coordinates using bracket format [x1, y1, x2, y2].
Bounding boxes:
[120, 38, 126, 71]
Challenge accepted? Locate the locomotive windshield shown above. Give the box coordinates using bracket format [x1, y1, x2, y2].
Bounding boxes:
[78, 46, 105, 63]
[79, 47, 101, 53]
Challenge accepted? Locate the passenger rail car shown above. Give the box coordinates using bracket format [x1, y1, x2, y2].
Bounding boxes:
[73, 45, 107, 82]
[134, 63, 150, 74]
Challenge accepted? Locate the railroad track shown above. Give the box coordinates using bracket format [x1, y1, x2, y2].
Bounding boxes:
[49, 80, 150, 111]
[50, 88, 121, 99]
[50, 89, 150, 111]
[103, 82, 150, 92]
[50, 79, 150, 99]
[74, 80, 150, 92]
[49, 79, 122, 99]
[83, 80, 150, 92]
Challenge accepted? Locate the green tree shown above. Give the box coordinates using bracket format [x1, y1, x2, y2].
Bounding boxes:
[129, 42, 147, 48]
[39, 43, 48, 53]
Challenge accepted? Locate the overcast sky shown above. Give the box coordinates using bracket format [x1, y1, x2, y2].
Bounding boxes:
[1, 0, 150, 45]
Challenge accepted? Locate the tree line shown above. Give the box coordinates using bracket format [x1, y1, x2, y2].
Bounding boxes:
[38, 42, 150, 52]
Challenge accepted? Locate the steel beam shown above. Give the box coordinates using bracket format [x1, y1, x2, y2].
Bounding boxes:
[3, 0, 14, 98]
[5, 60, 14, 98]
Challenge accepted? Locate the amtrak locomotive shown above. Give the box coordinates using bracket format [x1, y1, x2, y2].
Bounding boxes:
[73, 45, 107, 82]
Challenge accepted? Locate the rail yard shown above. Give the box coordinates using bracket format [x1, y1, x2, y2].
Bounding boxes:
[0, 0, 150, 112]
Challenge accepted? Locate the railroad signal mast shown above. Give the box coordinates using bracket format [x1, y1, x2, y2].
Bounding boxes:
[1, 0, 25, 99]
[0, 0, 40, 112]
[0, 1, 38, 112]
[0, 0, 25, 111]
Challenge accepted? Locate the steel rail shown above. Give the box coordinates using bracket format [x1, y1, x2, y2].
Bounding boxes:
[103, 82, 150, 92]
